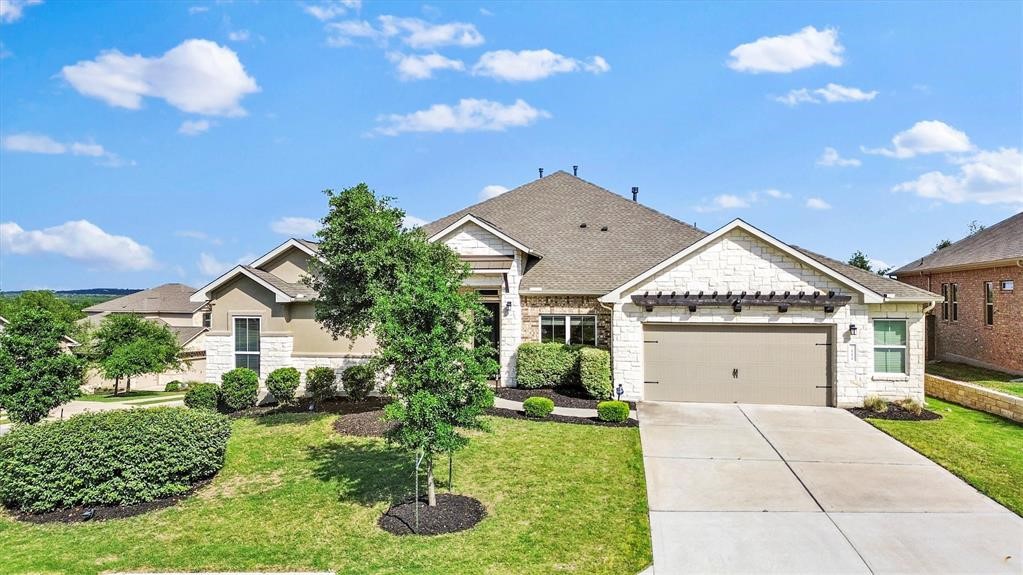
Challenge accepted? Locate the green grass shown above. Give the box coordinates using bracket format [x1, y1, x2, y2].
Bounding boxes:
[867, 397, 1023, 516]
[76, 390, 186, 403]
[927, 361, 1023, 398]
[0, 414, 651, 575]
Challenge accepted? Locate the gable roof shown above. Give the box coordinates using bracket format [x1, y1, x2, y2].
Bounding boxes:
[428, 214, 539, 256]
[83, 283, 203, 314]
[793, 247, 940, 301]
[421, 171, 706, 293]
[250, 238, 320, 268]
[190, 265, 316, 303]
[893, 212, 1023, 276]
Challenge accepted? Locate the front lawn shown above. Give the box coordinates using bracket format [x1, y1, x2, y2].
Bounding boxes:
[0, 413, 651, 575]
[867, 397, 1023, 516]
[76, 390, 186, 403]
[927, 361, 1023, 398]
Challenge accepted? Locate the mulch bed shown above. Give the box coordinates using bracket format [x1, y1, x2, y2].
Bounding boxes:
[333, 408, 396, 437]
[495, 387, 636, 409]
[232, 396, 392, 418]
[848, 404, 942, 421]
[378, 493, 487, 536]
[487, 407, 638, 428]
[11, 479, 210, 524]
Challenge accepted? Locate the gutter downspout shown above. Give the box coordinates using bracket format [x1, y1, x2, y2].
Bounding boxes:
[598, 299, 615, 397]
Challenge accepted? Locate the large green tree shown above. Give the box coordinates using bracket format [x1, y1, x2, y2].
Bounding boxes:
[309, 184, 497, 507]
[93, 314, 183, 395]
[0, 308, 85, 424]
[0, 291, 88, 340]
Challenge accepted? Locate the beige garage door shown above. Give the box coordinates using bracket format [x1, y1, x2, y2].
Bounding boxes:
[643, 324, 832, 406]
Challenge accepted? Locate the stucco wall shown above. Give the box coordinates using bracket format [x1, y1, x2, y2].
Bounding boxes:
[610, 229, 926, 406]
[260, 248, 311, 284]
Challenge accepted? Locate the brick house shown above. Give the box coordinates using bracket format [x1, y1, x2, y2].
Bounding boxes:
[193, 171, 940, 407]
[893, 212, 1023, 375]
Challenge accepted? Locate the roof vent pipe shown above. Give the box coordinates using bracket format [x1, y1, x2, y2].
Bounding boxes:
[631, 186, 639, 202]
[539, 168, 544, 178]
[572, 165, 578, 176]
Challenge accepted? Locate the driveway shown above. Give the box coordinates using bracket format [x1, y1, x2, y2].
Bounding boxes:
[640, 402, 1023, 574]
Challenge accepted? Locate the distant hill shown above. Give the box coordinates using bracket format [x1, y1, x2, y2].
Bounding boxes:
[1, 288, 142, 298]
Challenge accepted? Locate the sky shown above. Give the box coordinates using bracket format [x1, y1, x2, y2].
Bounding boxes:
[1, 0, 1021, 291]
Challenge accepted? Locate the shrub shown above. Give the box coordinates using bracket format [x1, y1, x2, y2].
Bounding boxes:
[266, 367, 301, 405]
[184, 383, 219, 411]
[898, 398, 923, 415]
[219, 368, 259, 412]
[597, 401, 630, 423]
[578, 347, 612, 399]
[306, 367, 337, 405]
[523, 396, 555, 418]
[516, 343, 581, 389]
[863, 395, 889, 413]
[341, 364, 375, 401]
[0, 407, 230, 513]
[164, 380, 184, 392]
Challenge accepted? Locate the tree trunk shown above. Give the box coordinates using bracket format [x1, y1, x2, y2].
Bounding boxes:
[113, 377, 121, 396]
[426, 456, 437, 507]
[125, 376, 132, 394]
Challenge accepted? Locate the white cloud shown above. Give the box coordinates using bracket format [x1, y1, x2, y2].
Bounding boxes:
[471, 49, 610, 82]
[761, 189, 791, 199]
[178, 119, 212, 136]
[228, 29, 251, 42]
[869, 258, 890, 271]
[479, 7, 493, 16]
[403, 214, 428, 228]
[893, 147, 1023, 205]
[187, 5, 209, 14]
[479, 184, 508, 200]
[1, 220, 156, 270]
[728, 26, 843, 73]
[0, 0, 42, 23]
[862, 120, 973, 159]
[326, 15, 483, 49]
[2, 132, 129, 166]
[0, 42, 11, 59]
[774, 83, 877, 106]
[805, 197, 832, 210]
[175, 230, 222, 245]
[61, 39, 260, 117]
[817, 147, 861, 167]
[270, 216, 320, 236]
[197, 252, 248, 276]
[374, 98, 550, 136]
[696, 189, 790, 212]
[387, 52, 464, 80]
[303, 0, 360, 22]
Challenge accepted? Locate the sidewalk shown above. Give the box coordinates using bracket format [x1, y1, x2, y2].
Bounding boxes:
[0, 396, 185, 435]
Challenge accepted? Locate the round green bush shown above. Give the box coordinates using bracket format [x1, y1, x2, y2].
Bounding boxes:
[516, 343, 580, 389]
[578, 347, 612, 399]
[341, 364, 375, 401]
[164, 380, 183, 392]
[220, 368, 259, 412]
[0, 407, 231, 513]
[184, 382, 219, 411]
[523, 396, 555, 419]
[266, 367, 301, 405]
[596, 400, 630, 423]
[305, 367, 337, 404]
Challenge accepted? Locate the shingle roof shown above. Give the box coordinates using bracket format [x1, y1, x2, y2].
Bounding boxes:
[83, 283, 203, 314]
[421, 171, 707, 293]
[893, 212, 1023, 275]
[163, 324, 207, 346]
[243, 266, 318, 299]
[793, 247, 940, 300]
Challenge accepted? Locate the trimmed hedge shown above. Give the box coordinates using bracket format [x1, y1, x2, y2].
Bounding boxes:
[516, 343, 581, 389]
[0, 407, 231, 513]
[579, 347, 612, 400]
[341, 364, 375, 402]
[164, 380, 184, 392]
[523, 396, 555, 419]
[597, 401, 630, 423]
[184, 383, 219, 411]
[220, 368, 259, 412]
[266, 367, 301, 405]
[306, 367, 337, 404]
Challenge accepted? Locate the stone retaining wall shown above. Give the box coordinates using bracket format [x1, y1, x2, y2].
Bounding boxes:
[925, 374, 1023, 423]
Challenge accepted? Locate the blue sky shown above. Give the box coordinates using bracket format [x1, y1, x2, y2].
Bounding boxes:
[1, 0, 1020, 291]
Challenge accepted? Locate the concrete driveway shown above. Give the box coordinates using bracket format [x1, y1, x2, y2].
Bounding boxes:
[640, 402, 1023, 574]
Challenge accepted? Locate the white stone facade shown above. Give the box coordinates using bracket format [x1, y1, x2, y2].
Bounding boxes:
[610, 229, 927, 406]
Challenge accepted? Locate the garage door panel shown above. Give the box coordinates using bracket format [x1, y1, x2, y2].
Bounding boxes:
[643, 324, 831, 406]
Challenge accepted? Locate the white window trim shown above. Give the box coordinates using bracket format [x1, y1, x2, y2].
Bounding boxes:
[233, 316, 261, 371]
[539, 314, 598, 346]
[873, 318, 908, 375]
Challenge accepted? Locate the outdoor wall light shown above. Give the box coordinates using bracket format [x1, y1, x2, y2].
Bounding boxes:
[645, 305, 654, 312]
[849, 324, 858, 336]
[616, 384, 624, 401]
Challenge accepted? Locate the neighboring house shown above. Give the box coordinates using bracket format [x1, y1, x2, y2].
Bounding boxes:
[893, 212, 1022, 375]
[80, 284, 208, 389]
[194, 171, 939, 407]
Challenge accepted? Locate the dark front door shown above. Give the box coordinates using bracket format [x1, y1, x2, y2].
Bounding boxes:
[477, 302, 501, 364]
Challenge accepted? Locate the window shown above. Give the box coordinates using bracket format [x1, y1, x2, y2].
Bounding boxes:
[984, 282, 995, 326]
[234, 317, 260, 372]
[202, 312, 212, 329]
[941, 284, 949, 320]
[950, 283, 959, 321]
[874, 320, 907, 374]
[540, 315, 596, 346]
[1002, 280, 1015, 291]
